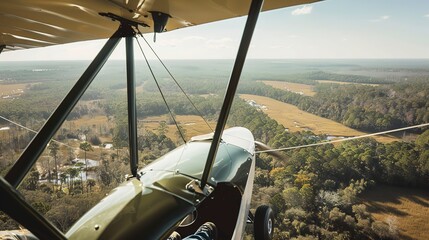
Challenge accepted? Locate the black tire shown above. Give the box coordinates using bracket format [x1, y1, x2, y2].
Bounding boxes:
[254, 205, 274, 240]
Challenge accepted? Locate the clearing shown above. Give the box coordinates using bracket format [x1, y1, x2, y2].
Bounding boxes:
[261, 80, 316, 96]
[66, 115, 111, 131]
[0, 83, 28, 99]
[142, 115, 216, 142]
[119, 84, 144, 93]
[363, 185, 429, 240]
[65, 115, 113, 143]
[239, 94, 397, 143]
[316, 80, 380, 86]
[63, 114, 216, 144]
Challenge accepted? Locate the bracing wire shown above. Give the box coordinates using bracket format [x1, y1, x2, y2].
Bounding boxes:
[135, 37, 187, 143]
[256, 122, 429, 154]
[136, 30, 214, 132]
[0, 115, 101, 159]
[0, 115, 38, 135]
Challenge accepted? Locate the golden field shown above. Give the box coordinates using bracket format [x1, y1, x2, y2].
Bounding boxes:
[142, 115, 216, 142]
[261, 80, 316, 96]
[239, 94, 397, 143]
[64, 114, 216, 144]
[363, 185, 429, 240]
[0, 83, 27, 98]
[67, 115, 110, 129]
[316, 80, 380, 86]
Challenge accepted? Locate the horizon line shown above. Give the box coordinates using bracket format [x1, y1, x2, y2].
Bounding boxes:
[1, 57, 429, 62]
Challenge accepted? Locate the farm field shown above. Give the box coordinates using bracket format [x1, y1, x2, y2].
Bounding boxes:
[316, 80, 380, 86]
[63, 114, 216, 145]
[67, 115, 110, 128]
[261, 80, 316, 96]
[0, 83, 28, 98]
[119, 84, 144, 93]
[239, 94, 397, 143]
[142, 115, 216, 142]
[363, 185, 429, 240]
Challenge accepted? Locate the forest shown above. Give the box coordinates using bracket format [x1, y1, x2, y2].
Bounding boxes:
[239, 77, 429, 132]
[2, 96, 429, 239]
[1, 60, 429, 239]
[229, 100, 429, 239]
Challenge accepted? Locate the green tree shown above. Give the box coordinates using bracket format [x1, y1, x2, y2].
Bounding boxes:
[48, 141, 60, 187]
[416, 129, 429, 149]
[283, 187, 302, 209]
[24, 168, 40, 190]
[112, 117, 128, 149]
[86, 179, 96, 193]
[59, 172, 67, 192]
[157, 121, 168, 136]
[46, 204, 79, 232]
[65, 167, 79, 194]
[79, 141, 93, 179]
[174, 126, 187, 144]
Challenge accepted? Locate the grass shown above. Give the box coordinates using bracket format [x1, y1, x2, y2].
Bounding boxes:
[64, 115, 114, 147]
[239, 94, 397, 143]
[68, 115, 109, 127]
[261, 81, 316, 96]
[0, 83, 28, 98]
[316, 80, 380, 86]
[362, 185, 429, 240]
[55, 114, 215, 161]
[119, 84, 144, 93]
[142, 115, 216, 142]
[65, 114, 215, 144]
[66, 115, 112, 135]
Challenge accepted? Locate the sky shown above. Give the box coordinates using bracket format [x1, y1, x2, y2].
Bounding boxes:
[1, 0, 429, 61]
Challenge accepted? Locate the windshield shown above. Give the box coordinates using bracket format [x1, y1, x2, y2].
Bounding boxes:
[144, 141, 249, 184]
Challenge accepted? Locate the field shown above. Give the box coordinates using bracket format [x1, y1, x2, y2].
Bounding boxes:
[316, 80, 380, 86]
[65, 115, 113, 143]
[0, 83, 28, 98]
[62, 113, 216, 147]
[119, 84, 144, 93]
[363, 185, 429, 240]
[261, 80, 316, 96]
[67, 115, 110, 128]
[142, 115, 216, 142]
[239, 94, 397, 143]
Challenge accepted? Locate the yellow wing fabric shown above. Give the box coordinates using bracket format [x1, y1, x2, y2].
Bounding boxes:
[0, 0, 321, 52]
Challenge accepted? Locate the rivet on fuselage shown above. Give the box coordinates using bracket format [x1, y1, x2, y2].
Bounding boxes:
[94, 225, 100, 230]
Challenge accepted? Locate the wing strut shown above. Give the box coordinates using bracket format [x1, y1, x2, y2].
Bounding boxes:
[126, 31, 139, 177]
[4, 26, 123, 188]
[200, 0, 264, 188]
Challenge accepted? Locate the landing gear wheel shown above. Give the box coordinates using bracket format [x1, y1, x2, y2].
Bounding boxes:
[254, 205, 274, 240]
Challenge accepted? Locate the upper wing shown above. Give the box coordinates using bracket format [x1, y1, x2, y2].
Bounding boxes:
[0, 0, 321, 52]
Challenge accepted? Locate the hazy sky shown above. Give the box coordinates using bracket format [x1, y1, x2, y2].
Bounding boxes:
[1, 0, 429, 61]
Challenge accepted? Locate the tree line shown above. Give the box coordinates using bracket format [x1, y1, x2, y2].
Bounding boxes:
[239, 77, 429, 132]
[1, 96, 428, 238]
[228, 99, 429, 239]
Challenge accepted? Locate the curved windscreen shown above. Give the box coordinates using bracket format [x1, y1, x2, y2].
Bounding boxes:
[142, 140, 251, 184]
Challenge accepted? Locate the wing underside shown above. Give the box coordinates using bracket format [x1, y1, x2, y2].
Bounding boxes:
[0, 0, 321, 52]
